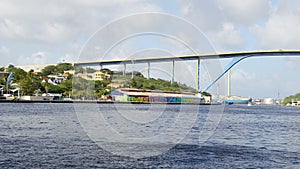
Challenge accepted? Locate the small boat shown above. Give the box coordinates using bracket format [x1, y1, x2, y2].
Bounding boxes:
[225, 96, 252, 105]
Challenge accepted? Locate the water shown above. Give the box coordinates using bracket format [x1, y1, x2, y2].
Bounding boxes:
[0, 103, 300, 168]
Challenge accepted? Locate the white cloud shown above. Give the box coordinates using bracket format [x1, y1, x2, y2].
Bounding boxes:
[218, 0, 271, 25]
[0, 0, 165, 68]
[17, 52, 47, 65]
[0, 46, 12, 66]
[231, 68, 256, 81]
[210, 23, 244, 51]
[251, 14, 300, 49]
[72, 0, 143, 8]
[250, 0, 300, 49]
[0, 19, 26, 39]
[229, 67, 294, 98]
[0, 0, 162, 44]
[34, 22, 75, 43]
[178, 0, 224, 31]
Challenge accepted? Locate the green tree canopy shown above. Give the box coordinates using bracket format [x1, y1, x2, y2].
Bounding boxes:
[19, 71, 42, 95]
[86, 67, 97, 73]
[41, 65, 57, 76]
[56, 63, 74, 73]
[41, 63, 74, 76]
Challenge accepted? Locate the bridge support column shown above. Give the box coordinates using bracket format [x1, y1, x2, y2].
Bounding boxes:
[227, 70, 231, 97]
[131, 60, 134, 79]
[171, 60, 175, 84]
[123, 64, 126, 78]
[131, 70, 134, 79]
[147, 62, 150, 79]
[196, 58, 201, 92]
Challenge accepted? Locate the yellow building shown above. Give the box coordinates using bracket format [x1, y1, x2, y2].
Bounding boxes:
[92, 71, 111, 81]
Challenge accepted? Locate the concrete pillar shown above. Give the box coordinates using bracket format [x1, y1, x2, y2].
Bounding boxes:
[171, 60, 175, 84]
[147, 62, 150, 79]
[196, 58, 201, 92]
[123, 64, 126, 78]
[227, 69, 231, 97]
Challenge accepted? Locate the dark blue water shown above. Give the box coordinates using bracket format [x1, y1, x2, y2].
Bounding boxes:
[0, 103, 299, 168]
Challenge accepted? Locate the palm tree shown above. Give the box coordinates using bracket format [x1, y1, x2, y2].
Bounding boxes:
[42, 79, 49, 94]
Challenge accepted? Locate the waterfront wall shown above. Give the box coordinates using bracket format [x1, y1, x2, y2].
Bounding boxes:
[113, 95, 203, 104]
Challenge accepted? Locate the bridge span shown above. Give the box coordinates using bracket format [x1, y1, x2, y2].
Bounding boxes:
[74, 50, 300, 92]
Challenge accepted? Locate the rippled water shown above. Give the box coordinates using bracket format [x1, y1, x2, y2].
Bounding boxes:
[0, 103, 299, 168]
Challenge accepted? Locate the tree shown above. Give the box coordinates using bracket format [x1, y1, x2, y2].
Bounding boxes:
[19, 70, 42, 95]
[200, 91, 212, 96]
[60, 79, 72, 97]
[134, 71, 144, 77]
[283, 93, 300, 105]
[75, 66, 85, 74]
[48, 84, 64, 93]
[41, 65, 57, 76]
[56, 63, 74, 74]
[86, 67, 97, 73]
[130, 78, 137, 88]
[41, 80, 50, 94]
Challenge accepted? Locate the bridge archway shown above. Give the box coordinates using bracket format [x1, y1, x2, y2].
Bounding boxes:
[201, 50, 300, 92]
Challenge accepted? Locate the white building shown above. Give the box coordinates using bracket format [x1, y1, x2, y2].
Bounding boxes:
[264, 98, 275, 105]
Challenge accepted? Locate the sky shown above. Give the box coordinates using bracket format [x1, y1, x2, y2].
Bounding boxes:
[1, 0, 300, 99]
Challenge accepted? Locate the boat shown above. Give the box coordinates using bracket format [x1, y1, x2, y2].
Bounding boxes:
[225, 96, 252, 105]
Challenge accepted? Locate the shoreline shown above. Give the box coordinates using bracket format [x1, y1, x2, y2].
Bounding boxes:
[0, 99, 218, 105]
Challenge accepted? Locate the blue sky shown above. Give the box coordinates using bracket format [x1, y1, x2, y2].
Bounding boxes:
[1, 0, 300, 99]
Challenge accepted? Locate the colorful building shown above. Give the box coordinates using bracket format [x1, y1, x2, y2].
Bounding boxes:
[111, 88, 206, 104]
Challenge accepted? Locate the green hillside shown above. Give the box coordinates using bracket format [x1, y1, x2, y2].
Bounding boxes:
[111, 71, 197, 93]
[282, 93, 300, 105]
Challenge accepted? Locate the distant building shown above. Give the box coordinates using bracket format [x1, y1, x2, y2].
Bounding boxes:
[64, 70, 75, 75]
[263, 98, 275, 105]
[92, 71, 111, 81]
[291, 99, 300, 106]
[107, 83, 121, 88]
[76, 73, 92, 80]
[47, 75, 67, 84]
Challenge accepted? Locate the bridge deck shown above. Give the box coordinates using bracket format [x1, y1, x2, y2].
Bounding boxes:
[74, 50, 300, 66]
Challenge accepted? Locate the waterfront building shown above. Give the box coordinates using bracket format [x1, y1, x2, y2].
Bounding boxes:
[291, 99, 300, 106]
[110, 88, 205, 104]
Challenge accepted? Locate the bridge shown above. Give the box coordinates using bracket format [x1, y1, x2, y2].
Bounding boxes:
[74, 50, 300, 93]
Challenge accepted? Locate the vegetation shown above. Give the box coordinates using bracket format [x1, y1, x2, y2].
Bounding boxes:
[1, 64, 74, 96]
[0, 63, 198, 99]
[199, 91, 212, 96]
[129, 76, 196, 93]
[41, 63, 73, 76]
[282, 93, 300, 105]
